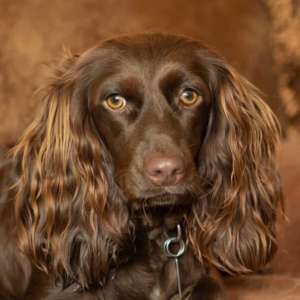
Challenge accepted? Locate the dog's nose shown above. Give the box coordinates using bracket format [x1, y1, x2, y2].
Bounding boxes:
[144, 154, 185, 186]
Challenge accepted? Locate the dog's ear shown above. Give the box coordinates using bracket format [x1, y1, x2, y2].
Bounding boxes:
[186, 51, 284, 274]
[11, 50, 134, 288]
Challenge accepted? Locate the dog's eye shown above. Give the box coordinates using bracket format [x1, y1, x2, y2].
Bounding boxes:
[179, 90, 200, 106]
[106, 95, 127, 110]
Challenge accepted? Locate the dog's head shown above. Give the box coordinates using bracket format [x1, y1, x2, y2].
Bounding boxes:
[11, 33, 283, 288]
[89, 34, 213, 207]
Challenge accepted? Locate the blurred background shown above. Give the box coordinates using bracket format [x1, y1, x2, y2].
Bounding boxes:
[0, 0, 299, 299]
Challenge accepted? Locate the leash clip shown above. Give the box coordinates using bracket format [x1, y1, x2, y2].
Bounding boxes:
[163, 224, 185, 299]
[163, 224, 185, 257]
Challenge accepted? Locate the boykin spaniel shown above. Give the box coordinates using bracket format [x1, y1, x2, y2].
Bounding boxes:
[0, 33, 284, 300]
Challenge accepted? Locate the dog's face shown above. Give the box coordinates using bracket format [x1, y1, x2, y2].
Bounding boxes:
[88, 36, 211, 206]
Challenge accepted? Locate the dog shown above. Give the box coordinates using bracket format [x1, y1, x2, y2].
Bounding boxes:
[0, 32, 284, 299]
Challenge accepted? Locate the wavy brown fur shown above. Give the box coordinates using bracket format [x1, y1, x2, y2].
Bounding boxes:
[185, 58, 283, 273]
[10, 52, 135, 288]
[0, 32, 284, 299]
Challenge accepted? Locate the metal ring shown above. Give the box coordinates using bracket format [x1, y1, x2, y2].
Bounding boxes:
[163, 237, 185, 258]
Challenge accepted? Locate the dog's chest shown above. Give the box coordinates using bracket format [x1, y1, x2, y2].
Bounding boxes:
[118, 234, 205, 299]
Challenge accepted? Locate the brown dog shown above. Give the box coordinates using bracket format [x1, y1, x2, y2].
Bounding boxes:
[0, 33, 283, 299]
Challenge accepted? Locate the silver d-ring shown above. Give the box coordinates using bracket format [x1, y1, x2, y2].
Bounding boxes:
[163, 237, 185, 258]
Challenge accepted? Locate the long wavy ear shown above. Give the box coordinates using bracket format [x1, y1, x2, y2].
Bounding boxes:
[10, 51, 134, 288]
[186, 51, 284, 274]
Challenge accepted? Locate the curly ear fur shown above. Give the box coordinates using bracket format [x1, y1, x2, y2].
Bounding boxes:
[185, 51, 284, 274]
[10, 51, 134, 288]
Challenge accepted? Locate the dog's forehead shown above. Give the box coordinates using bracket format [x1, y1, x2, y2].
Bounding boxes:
[97, 34, 202, 75]
[89, 47, 201, 92]
[103, 33, 199, 58]
[86, 35, 211, 111]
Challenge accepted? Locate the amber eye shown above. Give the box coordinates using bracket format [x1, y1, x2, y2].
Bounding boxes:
[179, 90, 199, 106]
[106, 95, 126, 110]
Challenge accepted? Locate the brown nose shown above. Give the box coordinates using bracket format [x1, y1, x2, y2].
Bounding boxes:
[144, 154, 185, 186]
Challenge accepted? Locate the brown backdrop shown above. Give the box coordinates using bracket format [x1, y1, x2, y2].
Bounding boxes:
[0, 1, 300, 299]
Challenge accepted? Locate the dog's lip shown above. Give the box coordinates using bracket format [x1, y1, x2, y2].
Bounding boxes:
[145, 193, 185, 206]
[131, 192, 195, 209]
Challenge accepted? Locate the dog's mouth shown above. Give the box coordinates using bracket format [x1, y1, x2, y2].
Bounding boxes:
[145, 193, 187, 206]
[131, 191, 196, 210]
